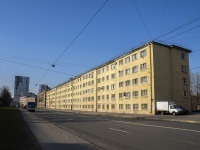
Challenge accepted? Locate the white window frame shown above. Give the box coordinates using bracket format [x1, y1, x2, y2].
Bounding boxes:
[125, 80, 130, 86]
[111, 84, 115, 90]
[133, 91, 138, 97]
[119, 70, 123, 77]
[132, 78, 138, 85]
[125, 57, 130, 64]
[141, 90, 148, 97]
[132, 53, 138, 61]
[141, 63, 147, 70]
[126, 104, 131, 110]
[182, 65, 187, 72]
[133, 104, 139, 110]
[111, 94, 115, 99]
[111, 64, 115, 70]
[141, 104, 148, 110]
[140, 50, 147, 58]
[125, 68, 130, 75]
[132, 66, 138, 73]
[119, 81, 124, 88]
[141, 76, 147, 83]
[119, 104, 124, 110]
[119, 60, 123, 66]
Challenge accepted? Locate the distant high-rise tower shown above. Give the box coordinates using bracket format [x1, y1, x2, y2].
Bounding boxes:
[39, 84, 50, 93]
[14, 76, 29, 102]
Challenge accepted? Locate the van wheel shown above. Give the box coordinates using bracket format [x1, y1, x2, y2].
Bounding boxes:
[172, 112, 176, 116]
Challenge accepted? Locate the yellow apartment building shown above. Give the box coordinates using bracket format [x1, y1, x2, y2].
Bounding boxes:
[45, 41, 191, 114]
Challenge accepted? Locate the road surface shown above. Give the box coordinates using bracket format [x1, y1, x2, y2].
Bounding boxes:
[22, 109, 200, 150]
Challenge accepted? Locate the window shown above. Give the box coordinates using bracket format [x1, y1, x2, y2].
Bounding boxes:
[125, 57, 130, 63]
[133, 91, 138, 97]
[111, 64, 115, 70]
[111, 104, 115, 109]
[106, 66, 109, 71]
[132, 54, 138, 61]
[119, 60, 123, 66]
[140, 50, 146, 58]
[106, 85, 109, 90]
[102, 95, 105, 100]
[101, 86, 105, 91]
[97, 69, 101, 74]
[182, 65, 187, 72]
[119, 93, 123, 99]
[183, 91, 188, 97]
[98, 104, 101, 109]
[107, 104, 109, 109]
[132, 78, 138, 85]
[91, 88, 94, 93]
[141, 76, 147, 83]
[106, 95, 109, 99]
[125, 80, 130, 86]
[102, 77, 105, 82]
[183, 78, 188, 84]
[141, 104, 148, 110]
[125, 68, 130, 75]
[106, 75, 109, 80]
[111, 73, 115, 79]
[98, 87, 101, 91]
[102, 68, 105, 73]
[119, 70, 123, 77]
[119, 104, 124, 110]
[141, 63, 147, 70]
[132, 66, 138, 73]
[111, 94, 115, 99]
[102, 105, 105, 109]
[141, 90, 147, 97]
[97, 96, 101, 100]
[181, 53, 186, 60]
[111, 84, 115, 90]
[125, 92, 131, 98]
[119, 81, 124, 88]
[126, 104, 131, 110]
[97, 78, 101, 83]
[133, 104, 138, 110]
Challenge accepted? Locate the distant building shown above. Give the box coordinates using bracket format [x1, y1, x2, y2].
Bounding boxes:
[19, 95, 36, 108]
[14, 76, 29, 102]
[39, 84, 51, 93]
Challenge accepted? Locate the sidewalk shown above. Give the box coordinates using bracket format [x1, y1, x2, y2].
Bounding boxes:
[21, 109, 100, 150]
[48, 108, 200, 124]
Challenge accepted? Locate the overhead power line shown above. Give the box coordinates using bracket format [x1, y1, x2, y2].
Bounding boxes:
[34, 0, 109, 87]
[163, 24, 200, 41]
[154, 16, 200, 41]
[0, 58, 75, 76]
[131, 0, 152, 39]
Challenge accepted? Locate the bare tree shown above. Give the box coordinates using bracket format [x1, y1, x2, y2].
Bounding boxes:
[0, 86, 12, 107]
[190, 72, 200, 109]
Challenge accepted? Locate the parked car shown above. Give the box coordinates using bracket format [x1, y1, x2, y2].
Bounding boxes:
[179, 106, 189, 115]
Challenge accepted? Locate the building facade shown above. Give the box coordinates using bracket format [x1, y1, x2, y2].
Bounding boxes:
[46, 42, 191, 114]
[37, 90, 47, 108]
[14, 76, 29, 103]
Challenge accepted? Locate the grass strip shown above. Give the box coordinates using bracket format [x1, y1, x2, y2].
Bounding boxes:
[0, 107, 40, 150]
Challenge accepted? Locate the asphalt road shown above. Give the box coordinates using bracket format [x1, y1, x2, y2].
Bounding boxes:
[27, 109, 200, 150]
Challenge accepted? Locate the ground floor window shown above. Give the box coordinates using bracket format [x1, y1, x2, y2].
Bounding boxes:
[119, 104, 124, 110]
[141, 104, 148, 110]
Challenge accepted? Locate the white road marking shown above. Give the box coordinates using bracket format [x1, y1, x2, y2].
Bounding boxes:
[112, 120, 200, 133]
[109, 128, 132, 134]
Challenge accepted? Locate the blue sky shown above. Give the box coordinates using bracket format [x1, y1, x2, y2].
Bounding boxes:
[0, 0, 200, 97]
